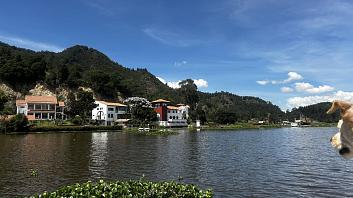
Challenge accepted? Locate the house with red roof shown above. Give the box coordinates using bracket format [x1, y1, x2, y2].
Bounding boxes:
[16, 95, 66, 121]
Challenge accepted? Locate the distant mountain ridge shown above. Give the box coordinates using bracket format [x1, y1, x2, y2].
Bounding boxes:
[0, 41, 284, 122]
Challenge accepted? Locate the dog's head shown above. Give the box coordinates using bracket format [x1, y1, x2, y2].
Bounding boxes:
[327, 100, 353, 159]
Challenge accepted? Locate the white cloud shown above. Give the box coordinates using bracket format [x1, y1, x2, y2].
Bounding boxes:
[287, 90, 353, 108]
[281, 87, 294, 93]
[295, 82, 334, 94]
[256, 80, 269, 85]
[156, 77, 167, 84]
[284, 72, 303, 83]
[257, 71, 303, 85]
[194, 79, 208, 88]
[157, 76, 208, 89]
[142, 28, 201, 47]
[0, 35, 63, 52]
[174, 60, 187, 67]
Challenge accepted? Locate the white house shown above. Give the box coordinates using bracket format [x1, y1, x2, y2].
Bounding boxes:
[92, 101, 128, 126]
[166, 104, 189, 127]
[151, 99, 189, 127]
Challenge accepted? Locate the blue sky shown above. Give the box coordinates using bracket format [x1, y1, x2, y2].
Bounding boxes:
[1, 0, 353, 110]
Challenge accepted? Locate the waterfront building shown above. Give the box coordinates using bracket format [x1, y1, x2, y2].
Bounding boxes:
[15, 95, 66, 121]
[91, 101, 128, 126]
[151, 99, 189, 127]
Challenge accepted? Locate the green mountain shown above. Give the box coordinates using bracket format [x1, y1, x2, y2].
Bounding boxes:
[0, 41, 284, 123]
[285, 102, 340, 123]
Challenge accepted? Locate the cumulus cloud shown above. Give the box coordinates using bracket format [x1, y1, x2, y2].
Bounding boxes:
[294, 82, 334, 94]
[257, 71, 303, 85]
[284, 72, 303, 83]
[256, 80, 269, 85]
[287, 91, 353, 108]
[194, 79, 208, 88]
[281, 87, 294, 93]
[157, 77, 208, 89]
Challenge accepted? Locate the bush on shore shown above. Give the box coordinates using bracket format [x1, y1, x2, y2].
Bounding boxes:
[29, 180, 213, 198]
[0, 114, 29, 133]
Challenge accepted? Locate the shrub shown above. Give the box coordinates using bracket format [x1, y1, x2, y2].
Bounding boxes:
[0, 114, 29, 133]
[29, 180, 212, 198]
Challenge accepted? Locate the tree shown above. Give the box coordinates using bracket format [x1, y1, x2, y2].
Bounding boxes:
[178, 79, 199, 110]
[65, 90, 97, 123]
[124, 97, 157, 126]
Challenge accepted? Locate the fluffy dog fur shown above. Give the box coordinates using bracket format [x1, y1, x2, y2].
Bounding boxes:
[327, 101, 353, 159]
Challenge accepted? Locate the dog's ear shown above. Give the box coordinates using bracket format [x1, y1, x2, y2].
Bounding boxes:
[327, 100, 352, 114]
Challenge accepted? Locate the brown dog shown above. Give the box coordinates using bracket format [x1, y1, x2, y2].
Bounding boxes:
[327, 100, 353, 159]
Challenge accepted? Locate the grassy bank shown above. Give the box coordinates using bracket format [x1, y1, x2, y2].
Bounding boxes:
[29, 180, 212, 198]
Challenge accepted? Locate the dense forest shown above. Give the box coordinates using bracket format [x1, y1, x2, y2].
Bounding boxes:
[2, 41, 333, 124]
[285, 102, 340, 123]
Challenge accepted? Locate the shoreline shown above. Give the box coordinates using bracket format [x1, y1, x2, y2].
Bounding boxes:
[1, 122, 337, 134]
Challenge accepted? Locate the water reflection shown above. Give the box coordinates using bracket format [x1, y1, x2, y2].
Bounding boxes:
[89, 132, 108, 178]
[2, 128, 353, 197]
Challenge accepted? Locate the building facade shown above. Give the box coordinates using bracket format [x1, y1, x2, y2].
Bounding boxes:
[151, 99, 189, 127]
[16, 96, 65, 121]
[92, 101, 128, 126]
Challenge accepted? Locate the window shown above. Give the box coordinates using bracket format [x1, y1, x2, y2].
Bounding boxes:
[49, 113, 55, 119]
[170, 116, 172, 119]
[35, 104, 42, 110]
[28, 104, 34, 110]
[49, 104, 55, 110]
[108, 107, 114, 111]
[42, 113, 48, 119]
[35, 113, 41, 119]
[42, 104, 49, 110]
[173, 116, 175, 119]
[168, 110, 170, 113]
[176, 116, 179, 119]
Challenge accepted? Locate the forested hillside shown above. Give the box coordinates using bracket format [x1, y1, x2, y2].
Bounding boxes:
[0, 41, 284, 123]
[286, 102, 340, 123]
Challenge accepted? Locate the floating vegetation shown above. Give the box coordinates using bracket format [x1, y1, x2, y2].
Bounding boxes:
[29, 180, 212, 198]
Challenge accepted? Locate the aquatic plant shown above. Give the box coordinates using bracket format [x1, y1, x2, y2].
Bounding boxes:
[29, 180, 212, 198]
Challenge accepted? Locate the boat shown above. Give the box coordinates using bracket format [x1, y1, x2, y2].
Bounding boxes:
[290, 122, 299, 127]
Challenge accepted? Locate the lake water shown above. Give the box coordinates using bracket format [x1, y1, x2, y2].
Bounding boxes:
[1, 127, 353, 197]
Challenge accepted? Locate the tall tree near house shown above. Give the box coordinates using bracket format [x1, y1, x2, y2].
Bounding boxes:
[178, 79, 199, 110]
[124, 97, 157, 126]
[65, 90, 97, 123]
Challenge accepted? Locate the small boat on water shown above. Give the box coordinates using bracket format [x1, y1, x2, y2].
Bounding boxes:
[291, 122, 299, 127]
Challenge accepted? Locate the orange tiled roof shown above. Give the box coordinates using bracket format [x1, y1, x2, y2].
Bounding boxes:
[58, 101, 65, 107]
[97, 101, 126, 107]
[25, 96, 57, 104]
[151, 99, 170, 103]
[167, 106, 179, 110]
[16, 100, 26, 106]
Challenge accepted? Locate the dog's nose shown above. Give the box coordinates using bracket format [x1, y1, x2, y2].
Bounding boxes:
[339, 147, 350, 155]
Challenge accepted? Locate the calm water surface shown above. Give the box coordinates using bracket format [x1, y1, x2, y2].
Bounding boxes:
[1, 127, 352, 197]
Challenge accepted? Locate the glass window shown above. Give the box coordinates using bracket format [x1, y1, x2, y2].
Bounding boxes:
[35, 113, 41, 119]
[35, 104, 42, 110]
[42, 104, 49, 110]
[49, 104, 55, 110]
[169, 116, 172, 119]
[42, 113, 48, 119]
[49, 113, 55, 119]
[28, 104, 34, 110]
[108, 107, 114, 111]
